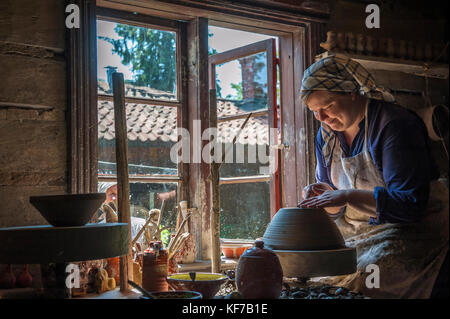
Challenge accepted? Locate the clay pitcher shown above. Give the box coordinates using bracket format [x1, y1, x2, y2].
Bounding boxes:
[17, 264, 33, 288]
[142, 241, 169, 292]
[235, 240, 283, 299]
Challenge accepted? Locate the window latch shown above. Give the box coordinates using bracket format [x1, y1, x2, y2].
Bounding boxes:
[271, 142, 290, 151]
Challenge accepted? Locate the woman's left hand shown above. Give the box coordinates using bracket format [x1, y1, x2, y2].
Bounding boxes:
[299, 190, 349, 208]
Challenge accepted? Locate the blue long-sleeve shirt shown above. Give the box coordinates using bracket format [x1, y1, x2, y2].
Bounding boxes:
[315, 99, 440, 225]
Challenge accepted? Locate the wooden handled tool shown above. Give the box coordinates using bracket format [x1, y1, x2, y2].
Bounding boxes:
[112, 72, 133, 291]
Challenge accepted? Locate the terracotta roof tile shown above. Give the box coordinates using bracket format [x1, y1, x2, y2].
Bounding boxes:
[98, 98, 279, 145]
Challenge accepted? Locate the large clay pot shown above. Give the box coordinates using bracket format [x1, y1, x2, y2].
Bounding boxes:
[262, 207, 345, 250]
[262, 207, 356, 278]
[235, 240, 283, 299]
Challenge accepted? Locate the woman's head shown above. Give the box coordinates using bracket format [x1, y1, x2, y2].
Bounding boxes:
[300, 54, 395, 126]
[305, 90, 366, 132]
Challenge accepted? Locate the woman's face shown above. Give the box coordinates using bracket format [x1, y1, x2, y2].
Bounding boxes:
[105, 184, 118, 204]
[306, 91, 362, 132]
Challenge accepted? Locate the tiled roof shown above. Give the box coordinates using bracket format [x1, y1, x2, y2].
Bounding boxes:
[98, 79, 176, 100]
[98, 99, 272, 145]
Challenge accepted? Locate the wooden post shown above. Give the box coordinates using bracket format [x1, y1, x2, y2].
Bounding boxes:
[112, 72, 133, 291]
[209, 89, 221, 274]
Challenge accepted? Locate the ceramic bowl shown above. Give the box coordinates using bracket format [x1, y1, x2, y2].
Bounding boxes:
[140, 290, 203, 299]
[167, 273, 228, 299]
[221, 243, 253, 258]
[29, 193, 106, 227]
[262, 207, 346, 251]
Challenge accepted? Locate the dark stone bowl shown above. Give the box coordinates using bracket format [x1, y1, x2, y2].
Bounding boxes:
[29, 193, 106, 227]
[167, 273, 228, 299]
[140, 290, 203, 299]
[262, 207, 346, 251]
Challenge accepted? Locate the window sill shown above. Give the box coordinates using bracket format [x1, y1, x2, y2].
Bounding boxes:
[176, 257, 239, 273]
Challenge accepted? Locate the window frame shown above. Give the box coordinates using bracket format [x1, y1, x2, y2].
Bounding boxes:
[69, 0, 327, 260]
[94, 9, 188, 221]
[208, 38, 281, 218]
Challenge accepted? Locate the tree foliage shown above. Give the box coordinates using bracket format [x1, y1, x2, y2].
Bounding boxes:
[100, 24, 177, 93]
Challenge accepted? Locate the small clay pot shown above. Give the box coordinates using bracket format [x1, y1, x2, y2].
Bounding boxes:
[142, 241, 169, 292]
[235, 240, 283, 299]
[17, 264, 33, 288]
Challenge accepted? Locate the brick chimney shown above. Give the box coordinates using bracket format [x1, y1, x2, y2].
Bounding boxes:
[239, 56, 256, 100]
[105, 66, 118, 92]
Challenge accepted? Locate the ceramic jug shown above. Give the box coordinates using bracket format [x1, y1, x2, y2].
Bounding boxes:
[235, 240, 283, 299]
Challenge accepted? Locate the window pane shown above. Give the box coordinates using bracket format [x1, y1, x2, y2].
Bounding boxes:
[218, 115, 271, 177]
[97, 19, 177, 101]
[220, 182, 270, 240]
[215, 52, 268, 112]
[96, 181, 178, 247]
[98, 102, 178, 176]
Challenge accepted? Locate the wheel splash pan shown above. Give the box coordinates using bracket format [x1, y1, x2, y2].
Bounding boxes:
[262, 207, 357, 278]
[273, 247, 357, 278]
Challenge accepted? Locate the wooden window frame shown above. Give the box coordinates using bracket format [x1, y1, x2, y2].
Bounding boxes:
[69, 0, 327, 260]
[95, 7, 185, 186]
[208, 38, 280, 217]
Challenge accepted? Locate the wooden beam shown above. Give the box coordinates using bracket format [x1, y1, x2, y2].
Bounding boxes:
[112, 72, 133, 292]
[209, 89, 221, 274]
[217, 109, 268, 123]
[97, 0, 329, 27]
[98, 94, 180, 107]
[98, 175, 181, 183]
[178, 21, 191, 205]
[279, 33, 298, 207]
[219, 175, 270, 185]
[96, 6, 182, 31]
[0, 102, 54, 112]
[187, 17, 211, 260]
[67, 0, 98, 194]
[208, 39, 269, 65]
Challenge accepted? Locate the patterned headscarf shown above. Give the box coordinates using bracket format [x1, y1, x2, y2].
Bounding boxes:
[300, 54, 395, 166]
[301, 53, 395, 104]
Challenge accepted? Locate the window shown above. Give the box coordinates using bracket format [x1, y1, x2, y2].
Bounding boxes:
[69, 0, 322, 261]
[96, 13, 185, 242]
[208, 27, 280, 240]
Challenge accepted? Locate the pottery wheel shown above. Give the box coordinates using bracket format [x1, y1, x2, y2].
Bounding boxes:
[273, 247, 357, 278]
[0, 223, 129, 264]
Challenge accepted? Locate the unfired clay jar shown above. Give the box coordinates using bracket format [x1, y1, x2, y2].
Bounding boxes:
[235, 240, 283, 299]
[17, 264, 33, 288]
[262, 207, 345, 251]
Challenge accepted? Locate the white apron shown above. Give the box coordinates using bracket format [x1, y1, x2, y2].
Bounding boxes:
[320, 103, 449, 299]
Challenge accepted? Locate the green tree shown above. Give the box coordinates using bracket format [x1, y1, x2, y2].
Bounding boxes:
[100, 26, 224, 96]
[226, 82, 243, 100]
[100, 24, 177, 93]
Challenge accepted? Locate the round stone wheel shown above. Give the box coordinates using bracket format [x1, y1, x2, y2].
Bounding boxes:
[0, 223, 129, 264]
[274, 247, 357, 278]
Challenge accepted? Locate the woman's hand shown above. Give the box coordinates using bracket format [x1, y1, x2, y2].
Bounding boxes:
[299, 189, 349, 209]
[301, 182, 334, 200]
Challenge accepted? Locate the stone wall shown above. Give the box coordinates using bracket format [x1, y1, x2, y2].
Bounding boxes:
[0, 0, 67, 227]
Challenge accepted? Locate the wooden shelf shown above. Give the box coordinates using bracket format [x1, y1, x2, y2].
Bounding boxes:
[315, 51, 449, 79]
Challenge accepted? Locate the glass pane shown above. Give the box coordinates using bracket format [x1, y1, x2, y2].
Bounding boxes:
[218, 115, 272, 177]
[98, 102, 178, 176]
[220, 182, 270, 240]
[97, 19, 177, 101]
[215, 52, 268, 112]
[96, 181, 178, 248]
